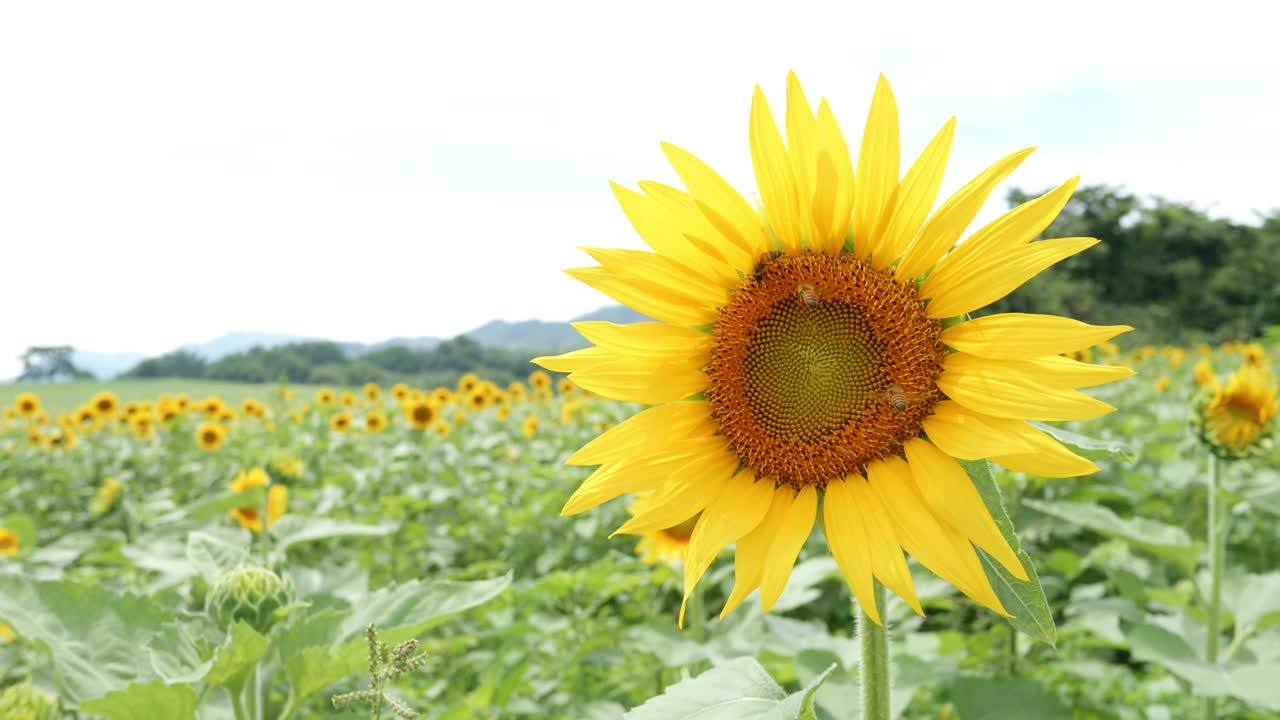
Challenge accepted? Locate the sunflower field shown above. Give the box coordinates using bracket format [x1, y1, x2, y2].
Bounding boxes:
[3, 73, 1280, 720]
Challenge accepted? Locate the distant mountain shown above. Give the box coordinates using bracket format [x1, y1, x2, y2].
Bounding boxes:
[71, 350, 147, 380]
[572, 306, 653, 324]
[179, 332, 315, 360]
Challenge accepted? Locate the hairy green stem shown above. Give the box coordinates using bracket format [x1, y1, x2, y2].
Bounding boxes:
[1203, 454, 1223, 720]
[1008, 623, 1019, 677]
[859, 582, 890, 720]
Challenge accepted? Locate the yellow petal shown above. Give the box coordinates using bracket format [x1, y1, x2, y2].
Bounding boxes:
[895, 147, 1036, 281]
[921, 400, 1036, 459]
[822, 476, 880, 623]
[532, 346, 610, 373]
[938, 353, 1116, 421]
[566, 267, 719, 327]
[680, 471, 774, 626]
[611, 445, 739, 535]
[852, 75, 899, 262]
[869, 117, 955, 271]
[571, 322, 709, 362]
[922, 177, 1080, 297]
[859, 462, 923, 616]
[784, 71, 819, 242]
[940, 313, 1134, 359]
[812, 99, 856, 254]
[985, 419, 1099, 477]
[638, 181, 757, 278]
[869, 457, 1009, 616]
[561, 453, 686, 515]
[567, 401, 714, 466]
[581, 247, 727, 311]
[610, 181, 728, 282]
[902, 438, 1026, 580]
[569, 362, 706, 404]
[722, 484, 795, 618]
[924, 237, 1100, 319]
[662, 142, 771, 257]
[1023, 355, 1136, 388]
[759, 485, 818, 612]
[750, 86, 803, 254]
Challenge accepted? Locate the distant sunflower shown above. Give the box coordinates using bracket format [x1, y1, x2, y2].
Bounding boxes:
[74, 405, 97, 429]
[458, 373, 480, 395]
[0, 528, 18, 557]
[202, 396, 225, 416]
[363, 383, 382, 403]
[196, 421, 227, 451]
[433, 419, 451, 437]
[1154, 376, 1171, 393]
[391, 383, 410, 401]
[528, 370, 551, 392]
[91, 391, 120, 418]
[496, 403, 512, 422]
[331, 411, 353, 433]
[1194, 364, 1278, 459]
[14, 392, 40, 418]
[558, 378, 576, 396]
[454, 410, 467, 427]
[365, 410, 387, 433]
[536, 73, 1134, 625]
[316, 388, 336, 405]
[467, 391, 488, 411]
[508, 381, 528, 401]
[521, 415, 538, 438]
[229, 468, 287, 533]
[339, 391, 356, 407]
[404, 399, 435, 430]
[1194, 359, 1216, 388]
[630, 493, 696, 565]
[0, 623, 13, 642]
[132, 416, 155, 440]
[242, 398, 265, 418]
[430, 388, 453, 407]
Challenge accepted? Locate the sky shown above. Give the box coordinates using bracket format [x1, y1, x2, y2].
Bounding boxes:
[1, 1, 1277, 380]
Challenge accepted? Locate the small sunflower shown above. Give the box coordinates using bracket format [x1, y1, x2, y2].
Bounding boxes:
[1193, 364, 1278, 460]
[196, 421, 227, 451]
[631, 494, 697, 565]
[433, 419, 451, 437]
[0, 623, 13, 642]
[242, 398, 265, 418]
[1194, 359, 1216, 388]
[467, 390, 489, 411]
[74, 405, 98, 429]
[458, 373, 480, 395]
[229, 468, 288, 532]
[91, 391, 120, 417]
[14, 392, 41, 418]
[558, 377, 576, 396]
[404, 399, 435, 430]
[339, 390, 356, 407]
[537, 72, 1134, 625]
[132, 416, 156, 439]
[521, 415, 538, 438]
[454, 410, 467, 427]
[0, 528, 18, 557]
[47, 428, 76, 451]
[391, 383, 410, 401]
[365, 410, 387, 433]
[316, 388, 336, 405]
[331, 411, 353, 433]
[508, 381, 528, 401]
[496, 403, 512, 422]
[1243, 343, 1267, 367]
[202, 396, 225, 416]
[1154, 376, 1171, 393]
[528, 370, 551, 392]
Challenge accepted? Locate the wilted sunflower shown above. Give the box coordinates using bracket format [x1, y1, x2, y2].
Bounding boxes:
[14, 392, 40, 418]
[1193, 364, 1278, 459]
[365, 410, 387, 433]
[404, 399, 435, 430]
[196, 421, 227, 451]
[536, 73, 1134, 625]
[0, 528, 18, 557]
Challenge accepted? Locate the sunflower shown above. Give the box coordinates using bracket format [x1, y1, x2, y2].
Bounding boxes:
[201, 396, 225, 416]
[339, 390, 356, 407]
[365, 410, 387, 433]
[558, 377, 576, 396]
[90, 391, 119, 417]
[0, 623, 13, 642]
[631, 494, 697, 565]
[1193, 364, 1278, 459]
[507, 381, 528, 401]
[242, 398, 265, 418]
[496, 403, 512, 422]
[331, 411, 353, 432]
[1194, 359, 1216, 388]
[521, 415, 538, 438]
[467, 390, 489, 411]
[74, 405, 98, 429]
[457, 373, 480, 395]
[363, 382, 383, 403]
[528, 370, 551, 392]
[132, 416, 156, 439]
[404, 399, 436, 430]
[47, 427, 76, 451]
[1154, 376, 1170, 393]
[391, 383, 410, 401]
[14, 392, 40, 418]
[0, 528, 18, 557]
[1243, 343, 1267, 367]
[229, 468, 287, 532]
[535, 73, 1134, 625]
[454, 410, 467, 427]
[316, 388, 336, 405]
[196, 421, 227, 451]
[433, 419, 451, 437]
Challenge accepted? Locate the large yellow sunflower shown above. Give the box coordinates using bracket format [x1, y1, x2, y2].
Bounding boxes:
[536, 73, 1134, 625]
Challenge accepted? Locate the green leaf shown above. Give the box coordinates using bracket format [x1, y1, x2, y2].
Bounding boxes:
[619, 657, 834, 720]
[951, 676, 1072, 720]
[176, 485, 265, 523]
[270, 515, 398, 554]
[1224, 572, 1280, 641]
[202, 621, 269, 690]
[959, 459, 1056, 647]
[1023, 499, 1200, 571]
[282, 573, 511, 708]
[0, 577, 170, 706]
[1126, 621, 1280, 709]
[1029, 422, 1137, 462]
[79, 682, 198, 720]
[185, 530, 251, 581]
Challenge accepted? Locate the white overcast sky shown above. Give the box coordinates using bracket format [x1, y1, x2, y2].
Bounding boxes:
[1, 1, 1277, 379]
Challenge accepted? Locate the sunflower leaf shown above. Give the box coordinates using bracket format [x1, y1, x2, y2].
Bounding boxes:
[958, 459, 1057, 647]
[1029, 422, 1137, 463]
[621, 656, 836, 720]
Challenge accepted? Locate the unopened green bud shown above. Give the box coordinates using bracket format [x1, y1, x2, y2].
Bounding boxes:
[0, 682, 59, 720]
[206, 564, 295, 633]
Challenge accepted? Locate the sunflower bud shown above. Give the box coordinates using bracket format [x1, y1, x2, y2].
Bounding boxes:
[206, 564, 295, 633]
[0, 682, 59, 720]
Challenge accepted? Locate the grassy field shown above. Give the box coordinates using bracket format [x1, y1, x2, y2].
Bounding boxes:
[0, 379, 338, 415]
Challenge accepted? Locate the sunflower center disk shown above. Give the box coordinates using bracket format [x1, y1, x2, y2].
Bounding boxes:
[705, 253, 946, 489]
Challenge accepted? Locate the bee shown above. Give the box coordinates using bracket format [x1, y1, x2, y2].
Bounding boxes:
[752, 251, 783, 281]
[796, 282, 819, 308]
[882, 383, 926, 412]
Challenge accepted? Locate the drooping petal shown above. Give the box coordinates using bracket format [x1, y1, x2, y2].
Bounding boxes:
[940, 313, 1134, 359]
[722, 484, 799, 617]
[895, 147, 1036, 281]
[901, 438, 1026, 580]
[852, 75, 899, 262]
[566, 401, 714, 466]
[679, 470, 774, 626]
[822, 476, 880, 622]
[561, 453, 687, 515]
[759, 485, 817, 611]
[938, 353, 1116, 421]
[750, 86, 803, 254]
[611, 444, 739, 535]
[924, 237, 1100, 319]
[868, 117, 955, 271]
[984, 419, 1099, 477]
[860, 462, 924, 616]
[921, 400, 1036, 459]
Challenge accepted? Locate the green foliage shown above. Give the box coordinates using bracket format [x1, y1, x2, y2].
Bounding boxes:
[206, 564, 296, 634]
[620, 657, 834, 720]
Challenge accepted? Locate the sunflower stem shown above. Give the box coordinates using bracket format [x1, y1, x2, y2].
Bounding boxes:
[261, 487, 273, 564]
[858, 582, 890, 720]
[1203, 453, 1224, 720]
